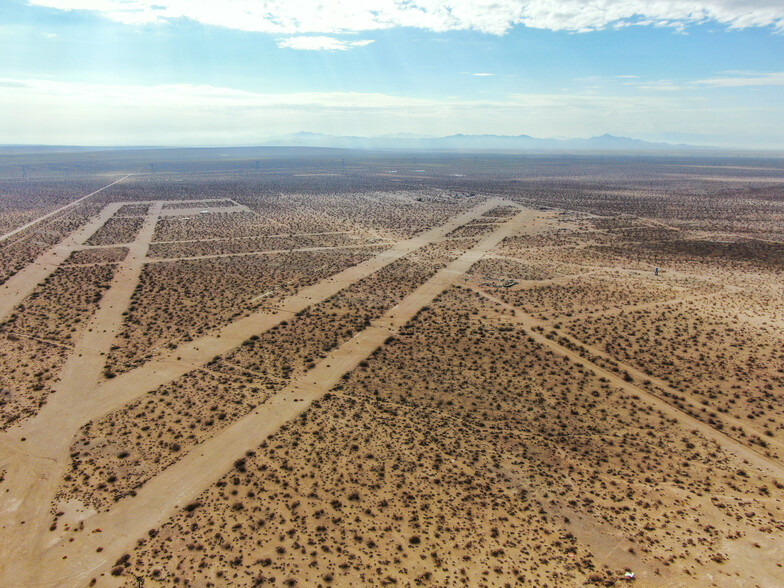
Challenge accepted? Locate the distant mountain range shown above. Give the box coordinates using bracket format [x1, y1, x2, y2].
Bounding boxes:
[262, 132, 703, 152]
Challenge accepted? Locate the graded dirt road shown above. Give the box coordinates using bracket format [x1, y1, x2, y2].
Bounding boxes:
[0, 203, 162, 586]
[0, 175, 132, 243]
[0, 203, 125, 319]
[0, 197, 510, 586]
[32, 202, 163, 423]
[470, 286, 784, 478]
[33, 208, 541, 586]
[30, 197, 508, 434]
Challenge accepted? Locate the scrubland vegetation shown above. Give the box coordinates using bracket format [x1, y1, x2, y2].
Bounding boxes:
[0, 202, 105, 284]
[0, 264, 118, 427]
[0, 153, 782, 587]
[104, 249, 382, 374]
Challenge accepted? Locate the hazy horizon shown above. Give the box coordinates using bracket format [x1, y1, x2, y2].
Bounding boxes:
[3, 132, 784, 155]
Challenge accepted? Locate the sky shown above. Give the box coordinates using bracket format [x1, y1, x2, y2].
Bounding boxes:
[1, 0, 784, 148]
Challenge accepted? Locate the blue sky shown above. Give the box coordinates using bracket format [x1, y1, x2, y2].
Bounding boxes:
[2, 0, 784, 148]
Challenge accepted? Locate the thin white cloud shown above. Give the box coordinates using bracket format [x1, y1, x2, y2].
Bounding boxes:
[623, 79, 684, 91]
[694, 71, 784, 87]
[277, 36, 374, 51]
[26, 0, 784, 35]
[472, 73, 495, 76]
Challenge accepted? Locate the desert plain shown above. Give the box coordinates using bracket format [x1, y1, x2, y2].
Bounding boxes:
[0, 150, 782, 587]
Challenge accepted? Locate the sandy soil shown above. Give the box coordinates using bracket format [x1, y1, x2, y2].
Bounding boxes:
[0, 162, 781, 587]
[0, 175, 132, 243]
[0, 203, 125, 319]
[0, 197, 513, 586]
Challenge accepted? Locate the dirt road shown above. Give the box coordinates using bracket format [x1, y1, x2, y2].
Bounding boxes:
[470, 286, 784, 479]
[0, 175, 132, 243]
[0, 203, 162, 584]
[32, 208, 540, 586]
[0, 197, 509, 586]
[0, 203, 126, 319]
